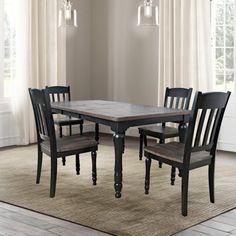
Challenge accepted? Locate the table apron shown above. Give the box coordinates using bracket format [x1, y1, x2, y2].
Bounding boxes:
[52, 108, 188, 133]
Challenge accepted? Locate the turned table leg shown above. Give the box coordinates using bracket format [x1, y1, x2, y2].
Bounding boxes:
[113, 133, 125, 198]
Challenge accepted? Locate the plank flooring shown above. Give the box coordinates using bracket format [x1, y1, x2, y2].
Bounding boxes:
[175, 209, 236, 236]
[0, 202, 110, 236]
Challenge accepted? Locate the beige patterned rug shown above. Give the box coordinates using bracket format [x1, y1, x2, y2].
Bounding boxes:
[0, 139, 236, 236]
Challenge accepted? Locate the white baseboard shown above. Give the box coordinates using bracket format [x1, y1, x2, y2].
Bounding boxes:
[217, 141, 236, 152]
[0, 136, 21, 148]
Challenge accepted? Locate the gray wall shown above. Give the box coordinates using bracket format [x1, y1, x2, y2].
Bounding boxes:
[68, 0, 159, 106]
[66, 0, 92, 100]
[91, 0, 159, 106]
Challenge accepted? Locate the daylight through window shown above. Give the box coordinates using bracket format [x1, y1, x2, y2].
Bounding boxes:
[0, 0, 16, 99]
[212, 0, 235, 91]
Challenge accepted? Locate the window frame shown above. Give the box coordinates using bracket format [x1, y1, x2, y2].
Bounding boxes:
[0, 0, 4, 99]
[0, 0, 16, 105]
[211, 0, 235, 92]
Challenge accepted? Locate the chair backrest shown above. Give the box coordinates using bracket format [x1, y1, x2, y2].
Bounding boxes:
[45, 86, 71, 102]
[29, 88, 56, 148]
[184, 91, 231, 161]
[164, 87, 193, 110]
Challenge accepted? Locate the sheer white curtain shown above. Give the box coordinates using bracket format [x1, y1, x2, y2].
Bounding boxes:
[0, 0, 66, 146]
[157, 0, 213, 105]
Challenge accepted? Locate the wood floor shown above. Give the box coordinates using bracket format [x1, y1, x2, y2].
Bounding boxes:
[1, 134, 236, 236]
[175, 209, 236, 236]
[0, 202, 109, 236]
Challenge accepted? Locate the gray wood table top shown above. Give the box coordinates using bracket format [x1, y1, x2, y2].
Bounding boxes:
[52, 100, 190, 122]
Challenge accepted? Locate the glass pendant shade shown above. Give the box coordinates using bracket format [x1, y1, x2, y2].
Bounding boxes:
[137, 0, 158, 26]
[58, 0, 78, 27]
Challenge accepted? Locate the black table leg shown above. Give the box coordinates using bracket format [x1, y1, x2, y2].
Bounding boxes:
[113, 132, 124, 198]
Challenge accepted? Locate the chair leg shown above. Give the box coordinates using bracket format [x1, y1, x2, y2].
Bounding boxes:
[50, 157, 58, 198]
[142, 135, 148, 161]
[95, 123, 99, 143]
[76, 154, 80, 175]
[80, 123, 83, 135]
[139, 134, 144, 160]
[171, 166, 176, 185]
[145, 157, 152, 194]
[91, 151, 97, 185]
[208, 162, 215, 203]
[59, 125, 66, 166]
[36, 146, 43, 184]
[181, 169, 189, 216]
[144, 135, 147, 147]
[62, 157, 66, 166]
[159, 139, 164, 168]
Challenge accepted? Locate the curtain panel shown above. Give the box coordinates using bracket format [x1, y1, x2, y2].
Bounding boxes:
[0, 0, 66, 147]
[157, 0, 213, 105]
[14, 0, 66, 145]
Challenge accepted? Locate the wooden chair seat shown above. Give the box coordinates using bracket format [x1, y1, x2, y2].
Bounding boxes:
[41, 135, 97, 157]
[53, 114, 83, 126]
[144, 142, 212, 169]
[139, 125, 179, 140]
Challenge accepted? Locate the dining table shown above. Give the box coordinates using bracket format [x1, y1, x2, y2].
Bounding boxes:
[51, 100, 190, 198]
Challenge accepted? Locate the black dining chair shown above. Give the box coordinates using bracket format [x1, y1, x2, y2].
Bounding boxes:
[139, 87, 192, 185]
[46, 86, 84, 166]
[46, 86, 84, 136]
[144, 91, 231, 216]
[29, 88, 98, 198]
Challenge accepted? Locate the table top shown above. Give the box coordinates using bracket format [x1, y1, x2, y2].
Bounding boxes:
[52, 100, 190, 122]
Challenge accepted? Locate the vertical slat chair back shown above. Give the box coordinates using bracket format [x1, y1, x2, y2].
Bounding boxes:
[184, 91, 231, 164]
[164, 87, 193, 110]
[29, 88, 57, 150]
[46, 86, 71, 103]
[162, 88, 192, 128]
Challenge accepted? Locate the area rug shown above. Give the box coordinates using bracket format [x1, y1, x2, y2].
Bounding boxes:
[0, 139, 236, 236]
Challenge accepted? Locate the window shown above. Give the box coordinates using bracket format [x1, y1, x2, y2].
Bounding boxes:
[212, 0, 235, 91]
[0, 0, 16, 100]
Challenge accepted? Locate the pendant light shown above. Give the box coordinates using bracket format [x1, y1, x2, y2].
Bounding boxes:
[137, 0, 158, 26]
[58, 0, 78, 28]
